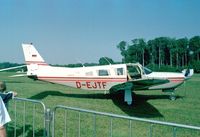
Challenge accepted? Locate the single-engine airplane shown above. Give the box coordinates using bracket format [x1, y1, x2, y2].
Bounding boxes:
[19, 43, 194, 105]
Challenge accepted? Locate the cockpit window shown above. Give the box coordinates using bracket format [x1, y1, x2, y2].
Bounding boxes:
[98, 69, 109, 76]
[127, 65, 141, 79]
[143, 67, 152, 74]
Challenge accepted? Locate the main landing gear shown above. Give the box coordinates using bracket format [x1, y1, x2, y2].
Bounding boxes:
[124, 86, 177, 105]
[124, 83, 133, 105]
[169, 92, 176, 101]
[163, 89, 176, 101]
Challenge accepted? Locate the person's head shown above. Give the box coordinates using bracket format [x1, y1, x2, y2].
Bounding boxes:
[0, 81, 6, 92]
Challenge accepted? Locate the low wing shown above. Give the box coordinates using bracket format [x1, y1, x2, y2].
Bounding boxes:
[110, 78, 169, 93]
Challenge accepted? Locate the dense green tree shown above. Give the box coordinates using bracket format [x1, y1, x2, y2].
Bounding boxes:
[117, 41, 128, 63]
[176, 38, 188, 66]
[129, 38, 147, 66]
[149, 37, 170, 68]
[147, 39, 157, 65]
[116, 35, 200, 72]
[189, 36, 200, 61]
[166, 38, 176, 67]
[99, 57, 114, 65]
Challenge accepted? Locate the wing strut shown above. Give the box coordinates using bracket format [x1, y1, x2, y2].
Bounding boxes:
[124, 83, 133, 105]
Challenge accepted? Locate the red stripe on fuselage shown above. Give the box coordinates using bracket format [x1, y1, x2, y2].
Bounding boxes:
[26, 61, 48, 66]
[168, 77, 184, 83]
[37, 76, 127, 82]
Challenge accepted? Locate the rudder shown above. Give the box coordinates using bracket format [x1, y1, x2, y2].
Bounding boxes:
[22, 43, 48, 66]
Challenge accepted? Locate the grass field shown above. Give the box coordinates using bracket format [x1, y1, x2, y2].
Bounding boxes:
[0, 72, 200, 137]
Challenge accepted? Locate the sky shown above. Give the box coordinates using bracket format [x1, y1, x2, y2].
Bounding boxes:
[0, 0, 200, 65]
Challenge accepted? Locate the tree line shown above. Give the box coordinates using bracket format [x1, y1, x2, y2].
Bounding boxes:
[117, 36, 200, 72]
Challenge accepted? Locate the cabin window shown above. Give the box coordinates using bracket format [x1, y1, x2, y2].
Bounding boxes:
[98, 69, 109, 76]
[116, 68, 124, 75]
[85, 71, 93, 76]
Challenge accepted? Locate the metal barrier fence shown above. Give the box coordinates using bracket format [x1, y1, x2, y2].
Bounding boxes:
[8, 97, 46, 137]
[7, 98, 200, 137]
[52, 105, 200, 137]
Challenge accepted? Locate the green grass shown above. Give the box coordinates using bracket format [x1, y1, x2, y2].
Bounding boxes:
[1, 72, 200, 136]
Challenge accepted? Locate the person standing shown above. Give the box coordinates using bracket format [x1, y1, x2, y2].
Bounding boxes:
[0, 97, 11, 137]
[0, 81, 17, 106]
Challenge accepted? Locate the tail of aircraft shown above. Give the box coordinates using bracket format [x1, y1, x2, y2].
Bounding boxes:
[22, 43, 49, 76]
[22, 43, 47, 65]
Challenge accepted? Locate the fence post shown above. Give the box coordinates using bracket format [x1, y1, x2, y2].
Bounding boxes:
[45, 108, 52, 137]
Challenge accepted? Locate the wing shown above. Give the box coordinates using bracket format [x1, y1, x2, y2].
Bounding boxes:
[110, 78, 169, 93]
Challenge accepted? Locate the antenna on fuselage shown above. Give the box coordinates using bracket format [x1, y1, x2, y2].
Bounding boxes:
[103, 57, 112, 65]
[76, 59, 85, 67]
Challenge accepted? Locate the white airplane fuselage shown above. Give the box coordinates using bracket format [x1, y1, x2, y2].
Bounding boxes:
[27, 64, 128, 91]
[26, 62, 185, 91]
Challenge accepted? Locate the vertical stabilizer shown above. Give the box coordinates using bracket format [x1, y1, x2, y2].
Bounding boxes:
[22, 43, 47, 65]
[22, 43, 48, 76]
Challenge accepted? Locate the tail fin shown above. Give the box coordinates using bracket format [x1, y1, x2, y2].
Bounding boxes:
[22, 43, 48, 66]
[22, 43, 48, 76]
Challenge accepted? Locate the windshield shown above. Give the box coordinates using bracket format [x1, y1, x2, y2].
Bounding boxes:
[127, 65, 141, 79]
[143, 67, 152, 74]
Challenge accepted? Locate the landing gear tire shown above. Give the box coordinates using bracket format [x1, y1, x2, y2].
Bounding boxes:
[170, 92, 176, 101]
[170, 95, 176, 101]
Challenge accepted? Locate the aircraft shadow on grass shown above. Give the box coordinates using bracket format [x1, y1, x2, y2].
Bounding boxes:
[29, 90, 182, 118]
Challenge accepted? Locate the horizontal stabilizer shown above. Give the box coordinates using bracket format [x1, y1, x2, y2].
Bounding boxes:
[0, 65, 26, 72]
[9, 74, 27, 78]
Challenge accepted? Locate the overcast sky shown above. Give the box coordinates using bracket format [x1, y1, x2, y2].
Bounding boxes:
[0, 0, 200, 64]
